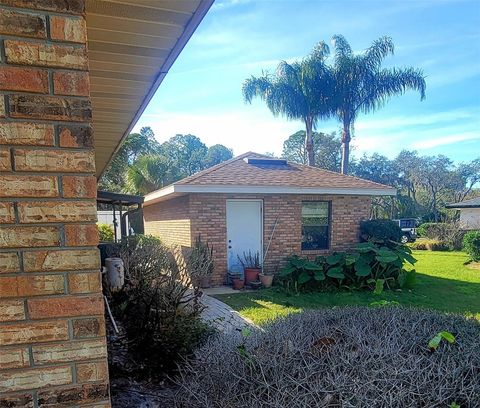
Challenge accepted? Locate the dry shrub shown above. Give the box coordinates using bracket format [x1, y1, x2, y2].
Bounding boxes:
[173, 307, 480, 407]
[107, 235, 212, 379]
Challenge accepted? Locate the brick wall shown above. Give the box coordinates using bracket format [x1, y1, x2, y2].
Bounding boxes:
[145, 193, 371, 285]
[144, 195, 192, 247]
[0, 1, 110, 406]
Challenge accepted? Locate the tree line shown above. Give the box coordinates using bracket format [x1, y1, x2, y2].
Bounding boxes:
[99, 127, 233, 195]
[100, 126, 479, 223]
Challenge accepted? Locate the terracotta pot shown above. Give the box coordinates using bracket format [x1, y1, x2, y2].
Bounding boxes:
[244, 267, 261, 285]
[259, 273, 273, 288]
[232, 277, 245, 290]
[199, 276, 211, 289]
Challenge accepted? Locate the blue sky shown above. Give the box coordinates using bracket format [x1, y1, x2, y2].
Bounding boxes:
[133, 0, 480, 162]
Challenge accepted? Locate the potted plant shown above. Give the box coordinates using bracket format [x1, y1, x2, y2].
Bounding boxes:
[231, 273, 245, 290]
[259, 270, 274, 288]
[238, 250, 261, 285]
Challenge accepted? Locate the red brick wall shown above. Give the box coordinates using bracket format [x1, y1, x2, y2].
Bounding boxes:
[144, 195, 192, 247]
[0, 1, 110, 406]
[145, 193, 371, 285]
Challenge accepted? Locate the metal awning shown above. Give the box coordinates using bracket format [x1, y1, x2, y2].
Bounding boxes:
[97, 190, 144, 206]
[85, 0, 214, 178]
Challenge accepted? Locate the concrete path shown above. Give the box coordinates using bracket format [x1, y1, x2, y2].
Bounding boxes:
[200, 292, 256, 333]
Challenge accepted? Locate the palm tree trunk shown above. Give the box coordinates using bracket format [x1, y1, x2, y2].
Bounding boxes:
[341, 120, 351, 174]
[305, 118, 315, 166]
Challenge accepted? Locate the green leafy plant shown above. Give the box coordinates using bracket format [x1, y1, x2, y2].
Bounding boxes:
[279, 242, 416, 293]
[97, 223, 114, 242]
[463, 230, 480, 262]
[428, 331, 456, 351]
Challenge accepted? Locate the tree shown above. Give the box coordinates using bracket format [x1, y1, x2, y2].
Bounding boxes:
[453, 158, 480, 202]
[99, 126, 160, 192]
[160, 134, 208, 177]
[242, 42, 333, 166]
[330, 35, 426, 174]
[126, 154, 179, 195]
[204, 144, 233, 168]
[282, 130, 341, 171]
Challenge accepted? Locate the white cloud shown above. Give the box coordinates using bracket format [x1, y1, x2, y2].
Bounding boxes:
[411, 132, 480, 149]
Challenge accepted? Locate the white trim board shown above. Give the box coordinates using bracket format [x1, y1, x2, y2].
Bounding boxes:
[144, 184, 397, 206]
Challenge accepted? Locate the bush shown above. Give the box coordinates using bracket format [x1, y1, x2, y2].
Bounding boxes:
[173, 307, 480, 407]
[409, 238, 450, 251]
[360, 219, 402, 244]
[417, 222, 465, 250]
[463, 230, 480, 261]
[97, 223, 114, 242]
[278, 241, 416, 292]
[106, 235, 212, 378]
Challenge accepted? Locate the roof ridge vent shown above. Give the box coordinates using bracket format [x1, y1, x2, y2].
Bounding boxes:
[244, 157, 288, 165]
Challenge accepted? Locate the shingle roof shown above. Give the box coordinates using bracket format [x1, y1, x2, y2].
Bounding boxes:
[144, 153, 396, 205]
[446, 197, 480, 209]
[177, 152, 393, 190]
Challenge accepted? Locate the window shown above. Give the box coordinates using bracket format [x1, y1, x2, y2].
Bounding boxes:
[301, 201, 330, 250]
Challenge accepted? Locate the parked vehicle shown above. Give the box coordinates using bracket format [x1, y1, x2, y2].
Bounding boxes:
[393, 218, 418, 243]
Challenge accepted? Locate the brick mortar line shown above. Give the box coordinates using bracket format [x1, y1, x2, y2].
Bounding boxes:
[0, 89, 92, 101]
[0, 33, 87, 49]
[4, 145, 94, 152]
[0, 4, 85, 17]
[0, 116, 92, 126]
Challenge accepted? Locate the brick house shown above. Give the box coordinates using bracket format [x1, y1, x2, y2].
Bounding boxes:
[0, 0, 212, 406]
[144, 153, 396, 285]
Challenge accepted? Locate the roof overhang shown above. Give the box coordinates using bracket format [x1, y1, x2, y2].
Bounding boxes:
[445, 204, 480, 209]
[85, 0, 214, 178]
[144, 184, 397, 206]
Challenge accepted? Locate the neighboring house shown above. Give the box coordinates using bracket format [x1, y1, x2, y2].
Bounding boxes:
[446, 197, 480, 230]
[0, 1, 212, 406]
[144, 153, 396, 285]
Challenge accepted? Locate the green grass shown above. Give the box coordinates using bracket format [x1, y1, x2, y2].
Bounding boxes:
[215, 251, 480, 325]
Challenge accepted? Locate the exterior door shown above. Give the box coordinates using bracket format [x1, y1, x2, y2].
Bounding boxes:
[226, 200, 263, 274]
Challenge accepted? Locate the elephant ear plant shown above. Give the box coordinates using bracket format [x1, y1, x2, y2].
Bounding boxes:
[279, 242, 416, 293]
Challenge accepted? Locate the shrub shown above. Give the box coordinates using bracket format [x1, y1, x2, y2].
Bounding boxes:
[463, 230, 480, 261]
[279, 242, 416, 292]
[409, 238, 449, 251]
[360, 219, 402, 244]
[417, 222, 465, 250]
[173, 307, 480, 407]
[106, 235, 212, 378]
[97, 223, 114, 242]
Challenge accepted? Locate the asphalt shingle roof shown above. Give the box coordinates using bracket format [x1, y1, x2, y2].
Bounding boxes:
[177, 152, 393, 191]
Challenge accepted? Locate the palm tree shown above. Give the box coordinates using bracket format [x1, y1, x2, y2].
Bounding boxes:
[331, 35, 426, 174]
[242, 42, 333, 166]
[126, 154, 178, 195]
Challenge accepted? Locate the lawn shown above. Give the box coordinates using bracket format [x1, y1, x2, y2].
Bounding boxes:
[215, 251, 480, 325]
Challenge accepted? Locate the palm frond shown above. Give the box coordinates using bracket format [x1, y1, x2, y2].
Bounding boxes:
[364, 36, 394, 70]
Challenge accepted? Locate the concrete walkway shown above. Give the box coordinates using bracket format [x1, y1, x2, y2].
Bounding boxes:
[200, 292, 256, 333]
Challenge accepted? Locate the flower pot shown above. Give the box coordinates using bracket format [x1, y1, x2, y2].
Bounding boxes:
[232, 277, 245, 290]
[259, 273, 273, 288]
[244, 267, 261, 285]
[199, 276, 211, 289]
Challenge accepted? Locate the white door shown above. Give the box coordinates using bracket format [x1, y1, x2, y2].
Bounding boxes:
[226, 200, 263, 274]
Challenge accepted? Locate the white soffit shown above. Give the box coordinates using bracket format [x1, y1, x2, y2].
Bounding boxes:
[85, 0, 214, 177]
